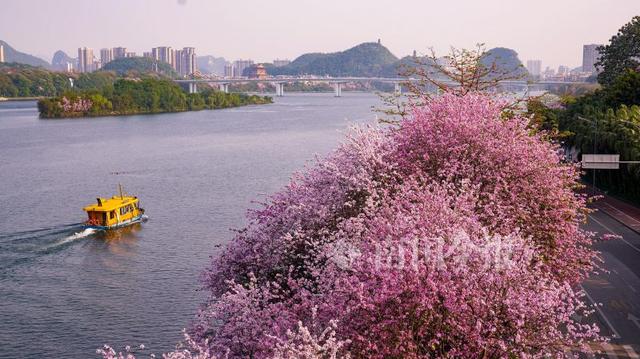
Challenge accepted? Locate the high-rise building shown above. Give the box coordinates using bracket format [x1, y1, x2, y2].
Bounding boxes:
[143, 52, 152, 58]
[77, 47, 95, 73]
[125, 52, 137, 58]
[174, 49, 183, 74]
[224, 63, 235, 78]
[273, 59, 290, 67]
[0, 45, 4, 63]
[100, 48, 113, 66]
[583, 44, 603, 74]
[171, 47, 196, 77]
[112, 47, 127, 59]
[152, 46, 174, 67]
[233, 59, 254, 78]
[526, 60, 542, 77]
[182, 47, 197, 76]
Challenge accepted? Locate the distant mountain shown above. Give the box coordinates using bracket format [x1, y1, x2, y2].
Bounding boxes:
[266, 43, 526, 80]
[269, 42, 399, 77]
[379, 55, 439, 78]
[101, 57, 177, 78]
[481, 47, 528, 79]
[0, 40, 50, 68]
[51, 50, 75, 71]
[196, 55, 227, 76]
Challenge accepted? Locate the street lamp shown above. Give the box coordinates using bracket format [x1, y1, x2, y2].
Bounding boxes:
[577, 116, 598, 194]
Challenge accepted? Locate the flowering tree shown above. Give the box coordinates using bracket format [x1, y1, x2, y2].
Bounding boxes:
[378, 45, 527, 121]
[183, 93, 601, 358]
[99, 93, 601, 358]
[61, 96, 93, 113]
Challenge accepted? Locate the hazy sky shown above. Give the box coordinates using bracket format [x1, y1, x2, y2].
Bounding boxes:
[1, 0, 638, 69]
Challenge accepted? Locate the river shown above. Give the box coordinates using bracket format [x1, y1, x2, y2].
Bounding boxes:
[0, 94, 380, 358]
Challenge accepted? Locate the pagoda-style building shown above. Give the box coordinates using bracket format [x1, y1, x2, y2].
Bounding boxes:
[247, 64, 268, 79]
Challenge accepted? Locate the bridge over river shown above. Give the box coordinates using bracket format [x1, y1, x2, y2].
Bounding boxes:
[174, 77, 589, 97]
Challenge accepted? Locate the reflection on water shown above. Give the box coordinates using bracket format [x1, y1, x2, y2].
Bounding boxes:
[0, 94, 380, 358]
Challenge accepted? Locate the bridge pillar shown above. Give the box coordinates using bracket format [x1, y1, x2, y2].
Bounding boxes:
[394, 82, 401, 95]
[273, 82, 285, 97]
[218, 83, 229, 93]
[333, 83, 342, 97]
[188, 82, 198, 94]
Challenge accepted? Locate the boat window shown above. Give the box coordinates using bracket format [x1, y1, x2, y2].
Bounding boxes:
[110, 211, 115, 219]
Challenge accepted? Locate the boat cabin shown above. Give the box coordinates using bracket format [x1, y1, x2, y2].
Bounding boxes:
[83, 195, 143, 228]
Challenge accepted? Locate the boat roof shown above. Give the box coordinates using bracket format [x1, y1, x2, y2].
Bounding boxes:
[83, 196, 138, 212]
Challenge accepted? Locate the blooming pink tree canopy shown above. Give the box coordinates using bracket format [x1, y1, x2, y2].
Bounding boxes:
[102, 94, 602, 358]
[188, 93, 601, 358]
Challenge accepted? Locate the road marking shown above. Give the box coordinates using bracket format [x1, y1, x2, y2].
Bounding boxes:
[581, 284, 622, 339]
[628, 313, 640, 330]
[588, 214, 640, 254]
[623, 345, 640, 359]
[602, 202, 640, 225]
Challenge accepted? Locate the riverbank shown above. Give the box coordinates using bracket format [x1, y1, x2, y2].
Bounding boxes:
[37, 78, 272, 119]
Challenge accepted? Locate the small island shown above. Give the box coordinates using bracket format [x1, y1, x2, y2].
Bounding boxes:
[37, 78, 272, 118]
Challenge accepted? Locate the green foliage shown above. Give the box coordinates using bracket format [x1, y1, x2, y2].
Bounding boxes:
[75, 72, 117, 91]
[596, 16, 640, 85]
[526, 98, 563, 136]
[187, 93, 206, 110]
[531, 70, 640, 203]
[101, 57, 177, 78]
[38, 78, 272, 118]
[87, 93, 112, 114]
[0, 63, 120, 98]
[37, 97, 63, 117]
[0, 63, 72, 97]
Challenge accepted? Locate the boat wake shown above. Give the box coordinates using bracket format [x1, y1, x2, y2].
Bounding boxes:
[0, 224, 97, 272]
[40, 228, 98, 252]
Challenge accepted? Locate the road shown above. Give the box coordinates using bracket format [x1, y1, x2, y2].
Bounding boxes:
[581, 208, 640, 358]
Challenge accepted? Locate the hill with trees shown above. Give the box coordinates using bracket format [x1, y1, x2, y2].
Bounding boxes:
[51, 50, 75, 70]
[0, 62, 119, 98]
[0, 40, 50, 68]
[101, 57, 177, 78]
[268, 42, 526, 79]
[268, 42, 399, 77]
[480, 47, 528, 79]
[0, 62, 72, 97]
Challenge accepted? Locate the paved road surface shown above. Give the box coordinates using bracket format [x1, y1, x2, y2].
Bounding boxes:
[581, 208, 640, 358]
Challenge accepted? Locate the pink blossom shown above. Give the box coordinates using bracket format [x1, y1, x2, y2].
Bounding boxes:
[191, 93, 602, 358]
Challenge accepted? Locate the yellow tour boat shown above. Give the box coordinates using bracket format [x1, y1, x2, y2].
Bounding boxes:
[83, 185, 147, 230]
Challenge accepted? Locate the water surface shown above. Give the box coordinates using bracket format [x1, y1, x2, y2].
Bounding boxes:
[0, 94, 380, 358]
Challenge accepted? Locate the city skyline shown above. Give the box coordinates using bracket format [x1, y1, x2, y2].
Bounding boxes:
[1, 0, 638, 69]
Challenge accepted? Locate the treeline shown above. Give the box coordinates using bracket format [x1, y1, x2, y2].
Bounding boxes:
[527, 16, 640, 204]
[38, 78, 272, 118]
[529, 69, 640, 203]
[0, 63, 117, 97]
